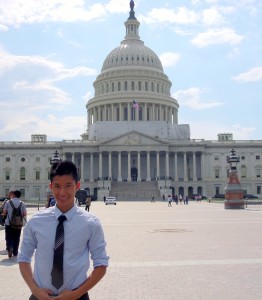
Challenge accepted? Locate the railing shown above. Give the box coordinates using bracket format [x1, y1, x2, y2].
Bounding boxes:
[245, 199, 262, 208]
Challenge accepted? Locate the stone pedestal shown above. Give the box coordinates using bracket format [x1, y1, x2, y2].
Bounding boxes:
[224, 170, 244, 209]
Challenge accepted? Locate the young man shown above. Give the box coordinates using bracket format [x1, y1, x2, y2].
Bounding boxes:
[3, 190, 27, 258]
[18, 160, 109, 300]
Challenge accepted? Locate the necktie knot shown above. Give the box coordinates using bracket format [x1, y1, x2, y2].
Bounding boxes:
[58, 215, 67, 223]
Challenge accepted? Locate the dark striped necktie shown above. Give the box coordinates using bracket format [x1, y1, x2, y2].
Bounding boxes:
[51, 214, 67, 289]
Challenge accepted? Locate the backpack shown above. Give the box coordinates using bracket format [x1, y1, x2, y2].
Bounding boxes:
[9, 200, 23, 230]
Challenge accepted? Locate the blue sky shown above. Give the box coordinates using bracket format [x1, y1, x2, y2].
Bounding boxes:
[0, 0, 261, 141]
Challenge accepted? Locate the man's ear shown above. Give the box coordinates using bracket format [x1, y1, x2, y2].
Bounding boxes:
[49, 182, 52, 189]
[76, 181, 81, 190]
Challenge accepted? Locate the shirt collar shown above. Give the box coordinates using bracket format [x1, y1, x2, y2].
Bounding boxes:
[54, 203, 77, 221]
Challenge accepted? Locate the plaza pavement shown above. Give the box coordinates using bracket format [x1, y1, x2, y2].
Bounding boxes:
[0, 200, 262, 300]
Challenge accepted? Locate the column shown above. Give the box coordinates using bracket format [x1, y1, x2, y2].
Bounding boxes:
[108, 152, 112, 180]
[184, 152, 188, 181]
[193, 152, 197, 181]
[174, 152, 178, 181]
[146, 151, 151, 181]
[98, 106, 101, 121]
[166, 151, 169, 178]
[201, 152, 205, 180]
[99, 152, 102, 179]
[156, 151, 160, 179]
[111, 104, 114, 121]
[119, 103, 123, 121]
[128, 103, 131, 121]
[81, 153, 84, 182]
[118, 152, 122, 182]
[90, 153, 94, 182]
[152, 104, 155, 121]
[71, 153, 75, 164]
[144, 103, 147, 121]
[137, 151, 141, 181]
[127, 152, 131, 181]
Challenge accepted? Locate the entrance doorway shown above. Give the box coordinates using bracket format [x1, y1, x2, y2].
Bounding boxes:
[131, 167, 138, 181]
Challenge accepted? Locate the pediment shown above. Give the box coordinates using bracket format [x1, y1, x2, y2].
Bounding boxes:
[101, 131, 167, 146]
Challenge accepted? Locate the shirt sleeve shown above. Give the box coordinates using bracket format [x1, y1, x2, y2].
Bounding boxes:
[89, 217, 109, 268]
[17, 219, 37, 263]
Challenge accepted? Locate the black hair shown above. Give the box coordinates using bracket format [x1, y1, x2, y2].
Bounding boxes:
[50, 160, 79, 183]
[13, 190, 21, 198]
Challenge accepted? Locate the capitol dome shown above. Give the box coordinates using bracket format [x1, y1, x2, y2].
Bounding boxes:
[101, 30, 164, 72]
[86, 1, 189, 142]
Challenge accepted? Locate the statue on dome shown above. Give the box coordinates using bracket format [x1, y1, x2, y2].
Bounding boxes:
[130, 0, 135, 11]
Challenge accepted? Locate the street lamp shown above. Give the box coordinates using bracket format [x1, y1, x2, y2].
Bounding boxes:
[227, 149, 239, 171]
[50, 150, 62, 165]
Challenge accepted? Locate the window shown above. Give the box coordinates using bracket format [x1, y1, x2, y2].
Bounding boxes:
[256, 169, 261, 178]
[6, 157, 10, 162]
[5, 170, 10, 180]
[118, 82, 121, 91]
[256, 155, 260, 160]
[21, 157, 25, 162]
[131, 81, 134, 91]
[20, 167, 26, 180]
[214, 168, 219, 178]
[214, 156, 219, 161]
[145, 82, 148, 91]
[34, 187, 41, 198]
[124, 81, 128, 91]
[151, 82, 154, 92]
[138, 81, 141, 91]
[111, 82, 114, 92]
[36, 170, 40, 180]
[257, 186, 261, 195]
[20, 189, 25, 198]
[241, 166, 247, 178]
[36, 157, 40, 162]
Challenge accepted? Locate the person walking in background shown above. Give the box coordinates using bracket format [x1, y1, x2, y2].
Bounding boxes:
[151, 194, 155, 203]
[85, 196, 91, 212]
[18, 160, 108, 300]
[3, 190, 27, 259]
[167, 195, 172, 207]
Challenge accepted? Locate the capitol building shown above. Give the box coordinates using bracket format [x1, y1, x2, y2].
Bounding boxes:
[0, 2, 261, 201]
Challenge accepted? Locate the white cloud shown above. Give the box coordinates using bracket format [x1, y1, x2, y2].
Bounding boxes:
[105, 0, 131, 13]
[141, 7, 199, 25]
[191, 28, 245, 47]
[232, 67, 262, 82]
[202, 8, 225, 26]
[0, 23, 8, 31]
[159, 52, 181, 68]
[187, 120, 256, 140]
[173, 87, 223, 110]
[0, 0, 107, 27]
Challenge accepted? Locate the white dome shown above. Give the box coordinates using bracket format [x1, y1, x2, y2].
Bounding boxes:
[101, 39, 164, 72]
[101, 6, 163, 73]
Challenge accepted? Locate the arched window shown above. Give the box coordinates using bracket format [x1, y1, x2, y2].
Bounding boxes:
[241, 165, 247, 178]
[20, 167, 26, 180]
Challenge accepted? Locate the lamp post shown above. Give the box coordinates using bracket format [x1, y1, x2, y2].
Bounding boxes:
[50, 150, 62, 165]
[224, 149, 244, 209]
[46, 150, 62, 208]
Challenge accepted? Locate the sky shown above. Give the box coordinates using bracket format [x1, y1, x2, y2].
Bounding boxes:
[0, 0, 261, 142]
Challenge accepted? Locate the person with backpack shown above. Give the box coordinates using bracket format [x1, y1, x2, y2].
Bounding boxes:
[3, 190, 27, 259]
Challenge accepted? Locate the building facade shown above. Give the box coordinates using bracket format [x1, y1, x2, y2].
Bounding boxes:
[0, 2, 261, 201]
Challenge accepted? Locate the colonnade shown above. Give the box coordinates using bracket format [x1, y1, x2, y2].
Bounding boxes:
[64, 150, 203, 183]
[87, 102, 178, 125]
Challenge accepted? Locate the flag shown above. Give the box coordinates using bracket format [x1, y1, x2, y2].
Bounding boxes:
[132, 99, 139, 109]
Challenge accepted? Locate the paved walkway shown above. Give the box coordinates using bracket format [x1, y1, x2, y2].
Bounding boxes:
[0, 201, 262, 299]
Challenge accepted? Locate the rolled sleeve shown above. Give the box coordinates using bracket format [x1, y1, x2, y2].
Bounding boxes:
[89, 218, 109, 268]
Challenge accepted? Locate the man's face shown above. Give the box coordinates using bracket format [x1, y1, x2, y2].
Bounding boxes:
[49, 175, 80, 212]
